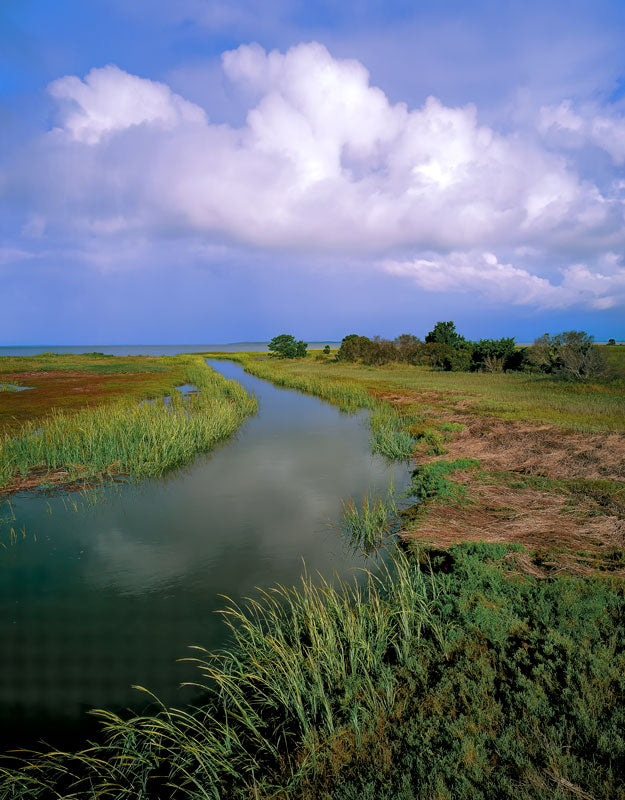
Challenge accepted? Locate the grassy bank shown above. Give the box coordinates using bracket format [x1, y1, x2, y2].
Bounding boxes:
[2, 544, 623, 799]
[215, 352, 625, 575]
[0, 355, 256, 492]
[218, 350, 625, 434]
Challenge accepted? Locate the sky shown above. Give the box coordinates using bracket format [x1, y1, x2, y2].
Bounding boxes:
[1, 0, 625, 344]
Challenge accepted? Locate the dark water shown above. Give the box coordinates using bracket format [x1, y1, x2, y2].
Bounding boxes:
[0, 360, 407, 749]
[0, 343, 340, 357]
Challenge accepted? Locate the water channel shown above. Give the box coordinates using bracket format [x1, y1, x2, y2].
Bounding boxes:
[0, 359, 409, 749]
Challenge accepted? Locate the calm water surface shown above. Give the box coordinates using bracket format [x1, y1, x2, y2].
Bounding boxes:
[0, 342, 340, 357]
[0, 360, 408, 748]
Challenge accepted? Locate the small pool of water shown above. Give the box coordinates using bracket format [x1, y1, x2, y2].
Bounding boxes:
[0, 384, 35, 392]
[140, 383, 198, 407]
[0, 360, 409, 750]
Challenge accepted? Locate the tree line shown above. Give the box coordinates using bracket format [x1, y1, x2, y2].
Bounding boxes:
[336, 322, 608, 380]
[267, 324, 609, 381]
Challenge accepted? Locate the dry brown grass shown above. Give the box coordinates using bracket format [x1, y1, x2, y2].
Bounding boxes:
[445, 413, 625, 482]
[377, 389, 625, 482]
[401, 471, 625, 576]
[376, 388, 625, 574]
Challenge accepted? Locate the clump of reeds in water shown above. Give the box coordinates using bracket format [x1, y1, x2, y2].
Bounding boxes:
[0, 356, 257, 490]
[340, 484, 398, 553]
[369, 407, 415, 459]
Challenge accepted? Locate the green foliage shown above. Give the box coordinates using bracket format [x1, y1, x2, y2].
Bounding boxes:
[323, 344, 331, 354]
[337, 334, 398, 365]
[3, 545, 624, 799]
[529, 331, 607, 381]
[394, 333, 422, 363]
[608, 338, 616, 346]
[340, 486, 398, 553]
[425, 320, 467, 348]
[268, 334, 308, 359]
[471, 337, 519, 372]
[409, 458, 481, 503]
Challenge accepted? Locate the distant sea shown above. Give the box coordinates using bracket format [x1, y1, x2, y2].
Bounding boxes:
[0, 342, 341, 357]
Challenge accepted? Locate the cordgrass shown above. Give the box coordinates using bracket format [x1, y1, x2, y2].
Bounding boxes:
[340, 485, 398, 553]
[0, 356, 257, 492]
[1, 545, 623, 799]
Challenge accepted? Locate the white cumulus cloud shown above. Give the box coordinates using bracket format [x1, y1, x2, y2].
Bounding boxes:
[48, 64, 206, 144]
[384, 251, 625, 310]
[32, 42, 621, 256]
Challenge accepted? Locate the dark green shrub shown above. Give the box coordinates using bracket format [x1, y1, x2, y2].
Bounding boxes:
[529, 331, 607, 381]
[268, 334, 308, 359]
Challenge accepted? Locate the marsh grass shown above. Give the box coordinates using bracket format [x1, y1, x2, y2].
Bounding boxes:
[369, 408, 415, 459]
[0, 352, 194, 433]
[2, 545, 624, 799]
[409, 458, 482, 504]
[221, 355, 625, 433]
[341, 485, 399, 553]
[0, 357, 256, 491]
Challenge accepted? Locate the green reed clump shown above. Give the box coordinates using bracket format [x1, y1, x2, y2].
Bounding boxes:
[409, 457, 481, 504]
[341, 486, 398, 553]
[2, 544, 624, 799]
[369, 407, 415, 459]
[0, 357, 257, 490]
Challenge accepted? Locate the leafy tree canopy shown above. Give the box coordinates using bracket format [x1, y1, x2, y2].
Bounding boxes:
[530, 330, 606, 381]
[425, 321, 467, 349]
[268, 334, 308, 359]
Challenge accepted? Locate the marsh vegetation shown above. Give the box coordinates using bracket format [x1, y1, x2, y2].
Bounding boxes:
[0, 355, 256, 492]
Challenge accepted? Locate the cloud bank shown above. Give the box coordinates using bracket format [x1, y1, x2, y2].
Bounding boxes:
[6, 41, 625, 310]
[384, 252, 625, 310]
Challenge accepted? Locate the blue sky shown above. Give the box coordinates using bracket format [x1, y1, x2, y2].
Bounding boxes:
[2, 0, 625, 344]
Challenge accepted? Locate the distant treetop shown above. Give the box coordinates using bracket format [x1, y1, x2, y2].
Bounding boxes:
[425, 321, 467, 349]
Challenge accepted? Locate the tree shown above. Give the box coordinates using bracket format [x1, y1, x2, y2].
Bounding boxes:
[530, 331, 606, 381]
[471, 338, 517, 372]
[268, 334, 308, 359]
[394, 333, 422, 363]
[608, 338, 616, 346]
[322, 345, 331, 355]
[425, 321, 467, 349]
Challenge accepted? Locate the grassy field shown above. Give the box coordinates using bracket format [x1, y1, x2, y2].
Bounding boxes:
[0, 354, 256, 492]
[0, 352, 192, 434]
[218, 347, 625, 433]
